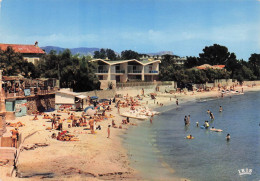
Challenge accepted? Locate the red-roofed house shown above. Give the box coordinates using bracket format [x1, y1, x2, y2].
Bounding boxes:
[0, 42, 45, 64]
[196, 64, 225, 70]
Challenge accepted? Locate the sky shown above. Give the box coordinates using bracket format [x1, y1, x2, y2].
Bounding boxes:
[0, 0, 259, 60]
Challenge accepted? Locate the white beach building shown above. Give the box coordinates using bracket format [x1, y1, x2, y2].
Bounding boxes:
[91, 59, 161, 83]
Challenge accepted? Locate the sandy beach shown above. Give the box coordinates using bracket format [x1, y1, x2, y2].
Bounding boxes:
[1, 85, 260, 181]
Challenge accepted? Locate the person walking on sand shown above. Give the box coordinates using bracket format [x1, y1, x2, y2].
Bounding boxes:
[51, 116, 56, 129]
[107, 125, 111, 138]
[58, 117, 63, 131]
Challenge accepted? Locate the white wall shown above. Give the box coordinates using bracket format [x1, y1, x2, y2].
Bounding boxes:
[55, 93, 75, 104]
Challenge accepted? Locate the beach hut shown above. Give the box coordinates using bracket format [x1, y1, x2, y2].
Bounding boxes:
[55, 89, 87, 110]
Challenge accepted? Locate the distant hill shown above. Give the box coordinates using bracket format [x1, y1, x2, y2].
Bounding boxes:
[41, 46, 173, 57]
[41, 46, 100, 55]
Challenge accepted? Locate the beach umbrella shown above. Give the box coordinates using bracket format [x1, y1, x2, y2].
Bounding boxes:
[91, 96, 98, 100]
[97, 106, 104, 110]
[84, 106, 94, 112]
[86, 109, 96, 116]
[99, 99, 110, 103]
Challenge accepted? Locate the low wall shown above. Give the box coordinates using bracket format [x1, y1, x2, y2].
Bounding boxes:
[27, 94, 55, 115]
[214, 79, 234, 87]
[243, 80, 260, 86]
[99, 80, 116, 90]
[81, 89, 116, 99]
[5, 112, 15, 121]
[116, 82, 175, 97]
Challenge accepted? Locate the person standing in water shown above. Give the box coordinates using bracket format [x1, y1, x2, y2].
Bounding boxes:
[226, 134, 230, 141]
[210, 112, 215, 120]
[176, 99, 179, 106]
[184, 116, 188, 126]
[187, 115, 191, 125]
[219, 106, 223, 112]
[150, 114, 154, 124]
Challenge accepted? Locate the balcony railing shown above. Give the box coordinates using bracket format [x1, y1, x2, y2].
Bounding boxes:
[97, 70, 108, 73]
[147, 70, 159, 73]
[128, 70, 142, 73]
[115, 70, 125, 73]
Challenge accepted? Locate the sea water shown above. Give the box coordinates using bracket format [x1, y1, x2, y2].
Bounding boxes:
[123, 91, 260, 181]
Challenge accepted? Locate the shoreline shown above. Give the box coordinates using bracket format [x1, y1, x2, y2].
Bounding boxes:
[1, 85, 260, 180]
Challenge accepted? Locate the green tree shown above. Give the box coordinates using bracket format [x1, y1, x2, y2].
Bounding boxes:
[184, 56, 200, 68]
[248, 53, 260, 78]
[159, 54, 179, 81]
[121, 50, 140, 60]
[36, 49, 100, 91]
[199, 44, 231, 65]
[93, 48, 117, 60]
[0, 46, 38, 78]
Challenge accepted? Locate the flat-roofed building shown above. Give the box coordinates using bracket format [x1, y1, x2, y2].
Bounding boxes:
[92, 59, 160, 83]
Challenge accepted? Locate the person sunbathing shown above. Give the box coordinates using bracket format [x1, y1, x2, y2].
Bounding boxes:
[7, 121, 24, 127]
[33, 115, 38, 120]
[43, 114, 51, 119]
[106, 106, 112, 111]
[122, 119, 127, 124]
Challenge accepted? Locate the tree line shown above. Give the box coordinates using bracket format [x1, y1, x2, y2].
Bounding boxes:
[159, 44, 260, 87]
[0, 44, 260, 91]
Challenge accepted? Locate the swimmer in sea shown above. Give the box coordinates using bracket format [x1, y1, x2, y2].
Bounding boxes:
[204, 121, 209, 128]
[207, 110, 210, 114]
[186, 135, 193, 139]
